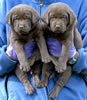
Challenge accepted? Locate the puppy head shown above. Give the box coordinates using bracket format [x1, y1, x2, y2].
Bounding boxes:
[42, 3, 76, 34]
[6, 4, 40, 37]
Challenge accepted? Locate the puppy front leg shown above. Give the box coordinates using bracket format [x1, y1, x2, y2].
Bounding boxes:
[55, 38, 72, 73]
[27, 48, 41, 67]
[11, 38, 30, 72]
[36, 33, 51, 63]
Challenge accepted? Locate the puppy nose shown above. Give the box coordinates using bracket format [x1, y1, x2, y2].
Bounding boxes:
[56, 24, 60, 28]
[19, 24, 24, 28]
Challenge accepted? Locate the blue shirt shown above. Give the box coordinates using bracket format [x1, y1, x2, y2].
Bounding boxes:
[0, 0, 87, 100]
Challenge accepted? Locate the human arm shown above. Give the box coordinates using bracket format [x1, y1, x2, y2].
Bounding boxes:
[0, 0, 17, 76]
[0, 45, 17, 76]
[70, 0, 87, 83]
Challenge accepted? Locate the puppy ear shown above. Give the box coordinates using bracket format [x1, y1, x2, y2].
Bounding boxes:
[6, 12, 12, 26]
[68, 10, 76, 27]
[41, 9, 50, 25]
[32, 11, 40, 24]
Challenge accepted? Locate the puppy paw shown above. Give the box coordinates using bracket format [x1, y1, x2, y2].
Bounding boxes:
[55, 62, 67, 73]
[49, 86, 60, 98]
[38, 80, 47, 88]
[41, 54, 51, 63]
[25, 84, 34, 95]
[20, 62, 30, 72]
[33, 75, 40, 88]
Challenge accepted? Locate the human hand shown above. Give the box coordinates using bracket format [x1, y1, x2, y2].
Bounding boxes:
[6, 45, 17, 60]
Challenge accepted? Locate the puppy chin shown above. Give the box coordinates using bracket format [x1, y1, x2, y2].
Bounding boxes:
[54, 30, 62, 33]
[54, 27, 66, 33]
[15, 31, 28, 39]
[20, 32, 29, 37]
[52, 29, 63, 34]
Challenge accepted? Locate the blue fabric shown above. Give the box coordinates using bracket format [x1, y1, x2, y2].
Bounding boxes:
[46, 37, 76, 58]
[0, 46, 17, 75]
[48, 73, 87, 100]
[24, 40, 36, 58]
[7, 38, 75, 60]
[0, 0, 87, 100]
[7, 74, 48, 100]
[7, 40, 36, 60]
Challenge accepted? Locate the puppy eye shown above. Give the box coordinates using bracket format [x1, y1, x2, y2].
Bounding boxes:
[13, 15, 19, 20]
[24, 16, 28, 19]
[12, 15, 19, 22]
[50, 15, 56, 19]
[61, 15, 67, 19]
[24, 16, 31, 19]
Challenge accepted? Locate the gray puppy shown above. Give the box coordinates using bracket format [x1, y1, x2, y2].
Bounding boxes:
[6, 4, 51, 95]
[42, 2, 82, 73]
[40, 2, 83, 98]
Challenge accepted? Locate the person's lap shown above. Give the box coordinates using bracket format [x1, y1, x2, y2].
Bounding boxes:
[7, 73, 48, 100]
[7, 73, 87, 100]
[47, 73, 87, 100]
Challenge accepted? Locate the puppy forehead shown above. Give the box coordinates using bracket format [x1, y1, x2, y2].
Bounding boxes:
[50, 10, 68, 17]
[13, 10, 31, 17]
[10, 4, 36, 17]
[12, 9, 31, 17]
[48, 3, 71, 16]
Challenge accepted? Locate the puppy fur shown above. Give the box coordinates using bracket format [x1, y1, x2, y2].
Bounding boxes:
[40, 2, 82, 98]
[6, 4, 50, 95]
